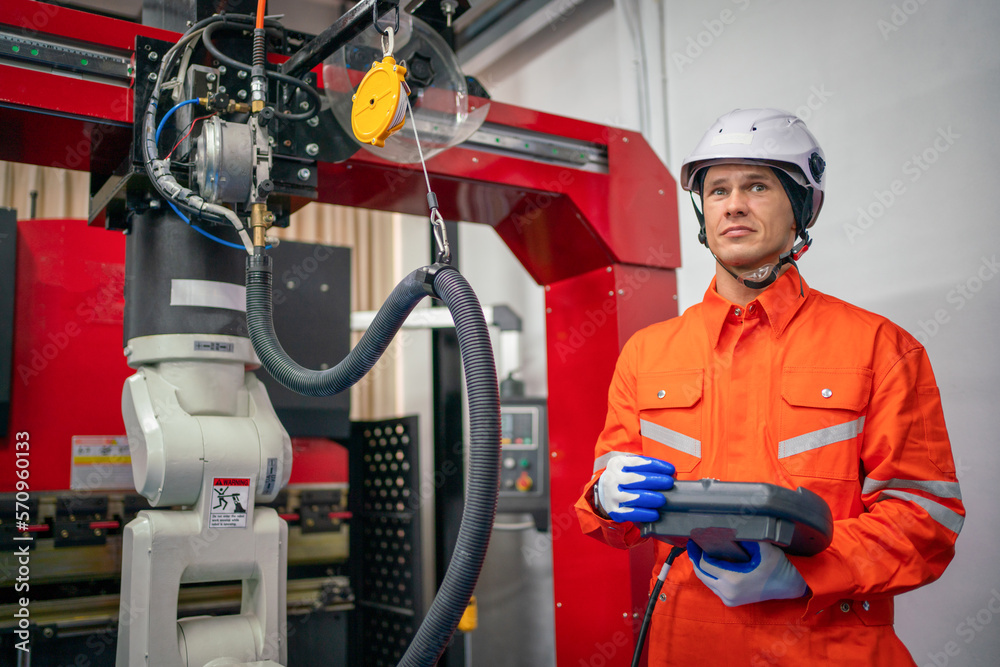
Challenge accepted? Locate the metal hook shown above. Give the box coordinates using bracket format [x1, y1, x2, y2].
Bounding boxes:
[373, 1, 400, 37]
[381, 26, 394, 58]
[430, 208, 451, 265]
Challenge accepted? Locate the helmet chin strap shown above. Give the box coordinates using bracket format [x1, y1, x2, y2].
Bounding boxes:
[712, 236, 809, 296]
[690, 174, 812, 298]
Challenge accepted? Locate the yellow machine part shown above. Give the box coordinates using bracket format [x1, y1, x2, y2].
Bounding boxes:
[458, 595, 478, 632]
[351, 56, 409, 147]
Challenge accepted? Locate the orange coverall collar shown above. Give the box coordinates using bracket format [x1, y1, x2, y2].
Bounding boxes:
[701, 264, 812, 348]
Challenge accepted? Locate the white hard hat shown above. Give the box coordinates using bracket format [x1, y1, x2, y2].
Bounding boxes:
[680, 108, 826, 229]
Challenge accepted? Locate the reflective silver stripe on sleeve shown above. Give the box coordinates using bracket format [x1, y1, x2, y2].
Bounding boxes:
[639, 420, 701, 458]
[593, 450, 631, 474]
[876, 489, 965, 535]
[862, 477, 963, 501]
[778, 416, 865, 459]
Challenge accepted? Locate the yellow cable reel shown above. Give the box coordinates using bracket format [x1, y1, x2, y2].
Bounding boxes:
[351, 52, 409, 147]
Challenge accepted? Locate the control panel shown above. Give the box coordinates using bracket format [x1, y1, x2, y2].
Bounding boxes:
[497, 398, 548, 530]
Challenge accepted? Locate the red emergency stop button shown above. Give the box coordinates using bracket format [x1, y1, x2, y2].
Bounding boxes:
[515, 471, 533, 492]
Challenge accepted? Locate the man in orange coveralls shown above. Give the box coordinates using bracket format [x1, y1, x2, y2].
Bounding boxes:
[575, 108, 964, 664]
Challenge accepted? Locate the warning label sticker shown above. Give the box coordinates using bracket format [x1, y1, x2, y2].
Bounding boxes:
[209, 478, 251, 528]
[70, 436, 133, 491]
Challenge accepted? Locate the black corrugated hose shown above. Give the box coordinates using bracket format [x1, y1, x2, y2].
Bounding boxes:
[246, 254, 427, 395]
[245, 255, 500, 667]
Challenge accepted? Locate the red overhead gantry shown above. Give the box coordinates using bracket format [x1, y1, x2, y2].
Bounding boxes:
[0, 0, 681, 664]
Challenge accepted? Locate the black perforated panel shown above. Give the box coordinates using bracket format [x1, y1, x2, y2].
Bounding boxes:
[362, 609, 418, 666]
[350, 416, 424, 667]
[361, 516, 418, 610]
[360, 422, 415, 514]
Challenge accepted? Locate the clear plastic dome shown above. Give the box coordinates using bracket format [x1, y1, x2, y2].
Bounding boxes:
[323, 12, 489, 164]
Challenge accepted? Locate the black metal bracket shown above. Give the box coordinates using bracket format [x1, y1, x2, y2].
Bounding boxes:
[299, 489, 348, 534]
[281, 0, 398, 78]
[53, 497, 110, 548]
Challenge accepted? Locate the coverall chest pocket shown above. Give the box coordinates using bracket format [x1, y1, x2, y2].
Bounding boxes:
[779, 368, 872, 480]
[637, 370, 703, 474]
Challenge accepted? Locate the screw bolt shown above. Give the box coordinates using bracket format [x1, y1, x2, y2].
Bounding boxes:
[147, 51, 159, 62]
[297, 168, 312, 181]
[307, 116, 320, 127]
[206, 72, 217, 82]
[237, 90, 247, 100]
[238, 70, 248, 79]
[147, 72, 158, 82]
[306, 143, 320, 156]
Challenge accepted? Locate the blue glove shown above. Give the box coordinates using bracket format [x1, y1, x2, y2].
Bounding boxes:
[594, 454, 675, 523]
[687, 540, 807, 607]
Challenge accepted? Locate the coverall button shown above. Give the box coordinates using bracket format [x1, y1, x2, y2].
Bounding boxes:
[734, 308, 742, 316]
[840, 601, 851, 613]
[822, 388, 833, 398]
[657, 390, 666, 399]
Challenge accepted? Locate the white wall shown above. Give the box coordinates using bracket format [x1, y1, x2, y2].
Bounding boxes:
[467, 0, 1000, 664]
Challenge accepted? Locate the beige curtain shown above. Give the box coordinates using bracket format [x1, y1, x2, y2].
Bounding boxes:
[0, 162, 90, 219]
[0, 160, 398, 421]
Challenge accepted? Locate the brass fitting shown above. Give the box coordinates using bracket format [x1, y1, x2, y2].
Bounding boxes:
[199, 97, 251, 114]
[251, 100, 265, 114]
[250, 203, 273, 248]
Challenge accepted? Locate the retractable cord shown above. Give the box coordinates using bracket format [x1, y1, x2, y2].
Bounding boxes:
[631, 545, 684, 667]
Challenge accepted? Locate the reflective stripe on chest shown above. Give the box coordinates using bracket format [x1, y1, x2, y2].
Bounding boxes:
[778, 416, 865, 458]
[640, 419, 701, 458]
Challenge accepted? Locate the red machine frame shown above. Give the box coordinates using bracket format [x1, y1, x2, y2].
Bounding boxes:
[0, 1, 681, 664]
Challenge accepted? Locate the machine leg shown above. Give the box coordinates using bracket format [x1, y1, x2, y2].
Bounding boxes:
[117, 508, 287, 667]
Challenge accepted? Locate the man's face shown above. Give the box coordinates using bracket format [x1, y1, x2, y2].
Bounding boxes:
[701, 164, 797, 271]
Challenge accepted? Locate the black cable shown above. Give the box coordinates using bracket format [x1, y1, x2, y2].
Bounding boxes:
[266, 68, 323, 121]
[631, 545, 685, 667]
[201, 21, 281, 73]
[202, 21, 321, 121]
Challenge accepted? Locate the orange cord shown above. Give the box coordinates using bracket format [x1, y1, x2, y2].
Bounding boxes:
[255, 0, 266, 30]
